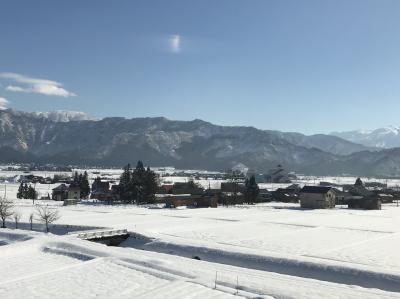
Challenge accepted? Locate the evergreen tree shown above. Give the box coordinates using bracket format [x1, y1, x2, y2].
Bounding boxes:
[22, 183, 29, 199]
[120, 164, 131, 187]
[73, 172, 79, 184]
[136, 160, 145, 172]
[80, 171, 90, 198]
[118, 161, 158, 204]
[27, 185, 37, 199]
[132, 161, 146, 203]
[355, 177, 363, 186]
[244, 175, 259, 204]
[17, 183, 37, 199]
[142, 166, 158, 204]
[70, 171, 91, 199]
[119, 164, 133, 202]
[17, 182, 24, 199]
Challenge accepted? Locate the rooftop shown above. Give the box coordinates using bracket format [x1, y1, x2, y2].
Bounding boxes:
[300, 186, 333, 194]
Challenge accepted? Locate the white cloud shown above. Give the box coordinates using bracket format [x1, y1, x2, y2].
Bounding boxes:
[0, 97, 9, 110]
[0, 72, 76, 97]
[6, 85, 26, 92]
[169, 35, 181, 53]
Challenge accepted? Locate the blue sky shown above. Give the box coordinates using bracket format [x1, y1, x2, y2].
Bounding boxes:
[1, 0, 400, 134]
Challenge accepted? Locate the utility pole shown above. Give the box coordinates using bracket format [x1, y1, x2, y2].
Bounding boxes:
[236, 276, 239, 295]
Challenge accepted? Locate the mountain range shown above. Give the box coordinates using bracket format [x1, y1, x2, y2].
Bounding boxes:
[1, 109, 400, 176]
[331, 126, 400, 148]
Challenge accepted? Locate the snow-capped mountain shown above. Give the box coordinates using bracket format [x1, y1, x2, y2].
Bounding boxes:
[331, 126, 400, 148]
[0, 108, 398, 176]
[6, 109, 92, 122]
[33, 110, 92, 122]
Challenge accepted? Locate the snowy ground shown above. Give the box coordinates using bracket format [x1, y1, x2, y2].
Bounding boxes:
[0, 228, 399, 299]
[2, 197, 400, 298]
[2, 173, 400, 298]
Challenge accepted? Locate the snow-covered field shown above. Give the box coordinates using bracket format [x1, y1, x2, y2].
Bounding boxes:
[1, 172, 400, 298]
[1, 197, 400, 298]
[0, 226, 399, 299]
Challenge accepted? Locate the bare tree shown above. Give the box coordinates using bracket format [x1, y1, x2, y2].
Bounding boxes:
[0, 197, 14, 228]
[13, 211, 21, 229]
[29, 212, 34, 230]
[36, 205, 60, 233]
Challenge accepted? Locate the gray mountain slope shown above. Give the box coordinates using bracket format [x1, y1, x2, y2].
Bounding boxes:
[0, 109, 396, 176]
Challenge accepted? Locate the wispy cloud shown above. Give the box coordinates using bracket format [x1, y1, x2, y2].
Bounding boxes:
[0, 97, 9, 110]
[168, 34, 181, 53]
[0, 72, 76, 97]
[6, 85, 26, 92]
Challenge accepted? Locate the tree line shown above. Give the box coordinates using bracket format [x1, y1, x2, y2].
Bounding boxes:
[118, 161, 158, 204]
[17, 183, 37, 200]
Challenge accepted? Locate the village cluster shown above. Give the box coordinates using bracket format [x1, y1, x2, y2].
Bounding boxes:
[8, 163, 398, 211]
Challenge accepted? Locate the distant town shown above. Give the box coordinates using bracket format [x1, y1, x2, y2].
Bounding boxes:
[2, 162, 397, 212]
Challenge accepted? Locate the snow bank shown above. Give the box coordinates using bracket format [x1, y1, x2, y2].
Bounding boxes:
[0, 229, 398, 298]
[142, 239, 400, 292]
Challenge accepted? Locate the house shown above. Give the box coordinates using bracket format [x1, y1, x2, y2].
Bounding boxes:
[18, 174, 46, 184]
[195, 195, 218, 208]
[300, 186, 336, 209]
[91, 191, 114, 201]
[220, 182, 245, 193]
[91, 178, 114, 201]
[347, 195, 382, 210]
[272, 184, 300, 202]
[319, 184, 346, 205]
[246, 170, 267, 184]
[52, 183, 81, 201]
[52, 184, 69, 201]
[171, 181, 204, 195]
[218, 193, 245, 205]
[158, 184, 174, 194]
[164, 194, 218, 208]
[332, 188, 347, 205]
[257, 189, 272, 202]
[92, 178, 110, 193]
[377, 193, 393, 204]
[264, 165, 296, 183]
[68, 184, 81, 200]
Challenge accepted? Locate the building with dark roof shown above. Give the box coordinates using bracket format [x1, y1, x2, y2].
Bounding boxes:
[271, 184, 301, 203]
[264, 164, 296, 183]
[300, 186, 336, 209]
[347, 195, 382, 210]
[52, 183, 81, 201]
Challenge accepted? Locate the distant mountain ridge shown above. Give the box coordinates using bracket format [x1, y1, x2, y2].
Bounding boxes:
[332, 126, 400, 148]
[269, 131, 376, 156]
[0, 108, 399, 176]
[33, 110, 93, 122]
